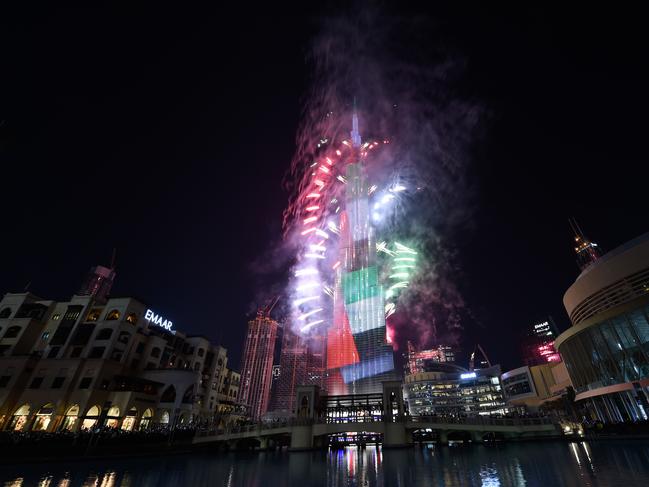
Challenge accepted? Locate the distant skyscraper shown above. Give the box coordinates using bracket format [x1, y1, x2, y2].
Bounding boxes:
[77, 265, 116, 304]
[271, 328, 309, 413]
[239, 311, 279, 420]
[522, 317, 561, 366]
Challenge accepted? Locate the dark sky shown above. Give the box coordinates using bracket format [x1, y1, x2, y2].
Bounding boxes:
[1, 4, 646, 370]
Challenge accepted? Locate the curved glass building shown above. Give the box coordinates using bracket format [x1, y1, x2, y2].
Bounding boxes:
[556, 232, 649, 422]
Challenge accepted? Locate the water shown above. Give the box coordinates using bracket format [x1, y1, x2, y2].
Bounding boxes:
[2, 441, 649, 486]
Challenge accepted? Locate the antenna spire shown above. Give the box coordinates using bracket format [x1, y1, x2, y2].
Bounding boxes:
[350, 97, 361, 148]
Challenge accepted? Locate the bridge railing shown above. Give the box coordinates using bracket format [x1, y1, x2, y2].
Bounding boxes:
[195, 417, 315, 437]
[408, 415, 554, 427]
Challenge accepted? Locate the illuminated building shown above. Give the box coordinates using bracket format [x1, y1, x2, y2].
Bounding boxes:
[325, 110, 395, 394]
[556, 232, 649, 423]
[0, 273, 238, 432]
[403, 363, 507, 417]
[570, 218, 601, 271]
[269, 327, 308, 414]
[501, 362, 572, 413]
[238, 311, 279, 420]
[522, 317, 561, 366]
[405, 341, 455, 375]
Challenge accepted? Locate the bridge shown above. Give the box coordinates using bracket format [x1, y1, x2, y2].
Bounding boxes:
[194, 382, 560, 450]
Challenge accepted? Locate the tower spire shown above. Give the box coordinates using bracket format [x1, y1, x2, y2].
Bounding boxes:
[350, 97, 362, 148]
[569, 218, 600, 271]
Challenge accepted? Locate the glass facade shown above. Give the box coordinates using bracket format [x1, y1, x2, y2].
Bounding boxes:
[558, 305, 649, 394]
[404, 365, 508, 417]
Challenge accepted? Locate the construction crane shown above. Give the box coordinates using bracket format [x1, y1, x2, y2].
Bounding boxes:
[469, 344, 492, 371]
[258, 295, 280, 320]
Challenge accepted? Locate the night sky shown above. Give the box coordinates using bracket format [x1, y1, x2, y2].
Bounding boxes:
[1, 4, 646, 370]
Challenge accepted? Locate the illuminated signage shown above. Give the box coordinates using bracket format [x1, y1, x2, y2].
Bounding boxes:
[534, 321, 549, 330]
[460, 372, 477, 379]
[145, 309, 173, 331]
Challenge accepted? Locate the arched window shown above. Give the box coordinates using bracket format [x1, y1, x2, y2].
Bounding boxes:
[11, 404, 31, 431]
[140, 408, 154, 430]
[161, 385, 176, 403]
[151, 347, 161, 358]
[126, 313, 138, 325]
[61, 405, 80, 431]
[159, 410, 170, 424]
[106, 310, 120, 321]
[3, 326, 21, 338]
[106, 406, 120, 428]
[33, 403, 55, 431]
[82, 405, 101, 430]
[197, 348, 205, 357]
[86, 309, 101, 322]
[0, 307, 12, 319]
[117, 331, 132, 344]
[121, 407, 137, 431]
[96, 328, 113, 340]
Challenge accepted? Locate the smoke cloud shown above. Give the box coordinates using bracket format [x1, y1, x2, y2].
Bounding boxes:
[277, 6, 484, 352]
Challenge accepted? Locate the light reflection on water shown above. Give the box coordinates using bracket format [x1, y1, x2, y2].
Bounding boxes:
[2, 441, 649, 486]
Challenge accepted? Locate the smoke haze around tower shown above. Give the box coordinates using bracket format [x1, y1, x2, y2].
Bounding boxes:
[277, 6, 484, 353]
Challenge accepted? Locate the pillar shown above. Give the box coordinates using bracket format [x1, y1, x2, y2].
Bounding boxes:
[289, 424, 314, 451]
[437, 430, 448, 445]
[383, 422, 411, 448]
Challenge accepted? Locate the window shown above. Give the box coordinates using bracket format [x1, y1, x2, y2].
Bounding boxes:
[101, 379, 110, 390]
[161, 385, 176, 402]
[51, 377, 65, 389]
[117, 331, 131, 344]
[86, 309, 101, 322]
[70, 347, 83, 358]
[110, 351, 123, 362]
[79, 377, 92, 389]
[96, 328, 113, 340]
[51, 313, 60, 321]
[0, 307, 12, 319]
[194, 362, 201, 371]
[126, 313, 138, 325]
[135, 342, 145, 354]
[0, 376, 10, 388]
[41, 331, 50, 341]
[198, 348, 205, 357]
[89, 347, 105, 359]
[151, 347, 161, 358]
[3, 326, 21, 339]
[47, 347, 60, 359]
[29, 377, 44, 389]
[106, 310, 120, 321]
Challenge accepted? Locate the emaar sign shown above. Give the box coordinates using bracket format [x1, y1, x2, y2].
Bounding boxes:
[145, 309, 173, 331]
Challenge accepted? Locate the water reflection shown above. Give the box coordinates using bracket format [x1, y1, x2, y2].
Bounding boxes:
[2, 441, 649, 486]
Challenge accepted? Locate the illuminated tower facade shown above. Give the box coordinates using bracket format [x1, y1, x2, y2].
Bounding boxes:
[326, 111, 395, 394]
[239, 311, 279, 419]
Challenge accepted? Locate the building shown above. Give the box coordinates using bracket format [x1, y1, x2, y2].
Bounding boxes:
[405, 341, 455, 375]
[319, 111, 394, 395]
[501, 362, 572, 412]
[403, 363, 507, 417]
[555, 232, 649, 423]
[0, 278, 239, 432]
[238, 311, 279, 420]
[522, 317, 561, 366]
[76, 264, 116, 304]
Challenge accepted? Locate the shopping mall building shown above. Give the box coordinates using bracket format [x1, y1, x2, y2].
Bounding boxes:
[403, 363, 508, 417]
[556, 232, 649, 422]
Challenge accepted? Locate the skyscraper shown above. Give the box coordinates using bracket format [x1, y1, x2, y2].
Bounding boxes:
[238, 311, 279, 420]
[77, 264, 116, 304]
[522, 317, 561, 366]
[326, 110, 395, 394]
